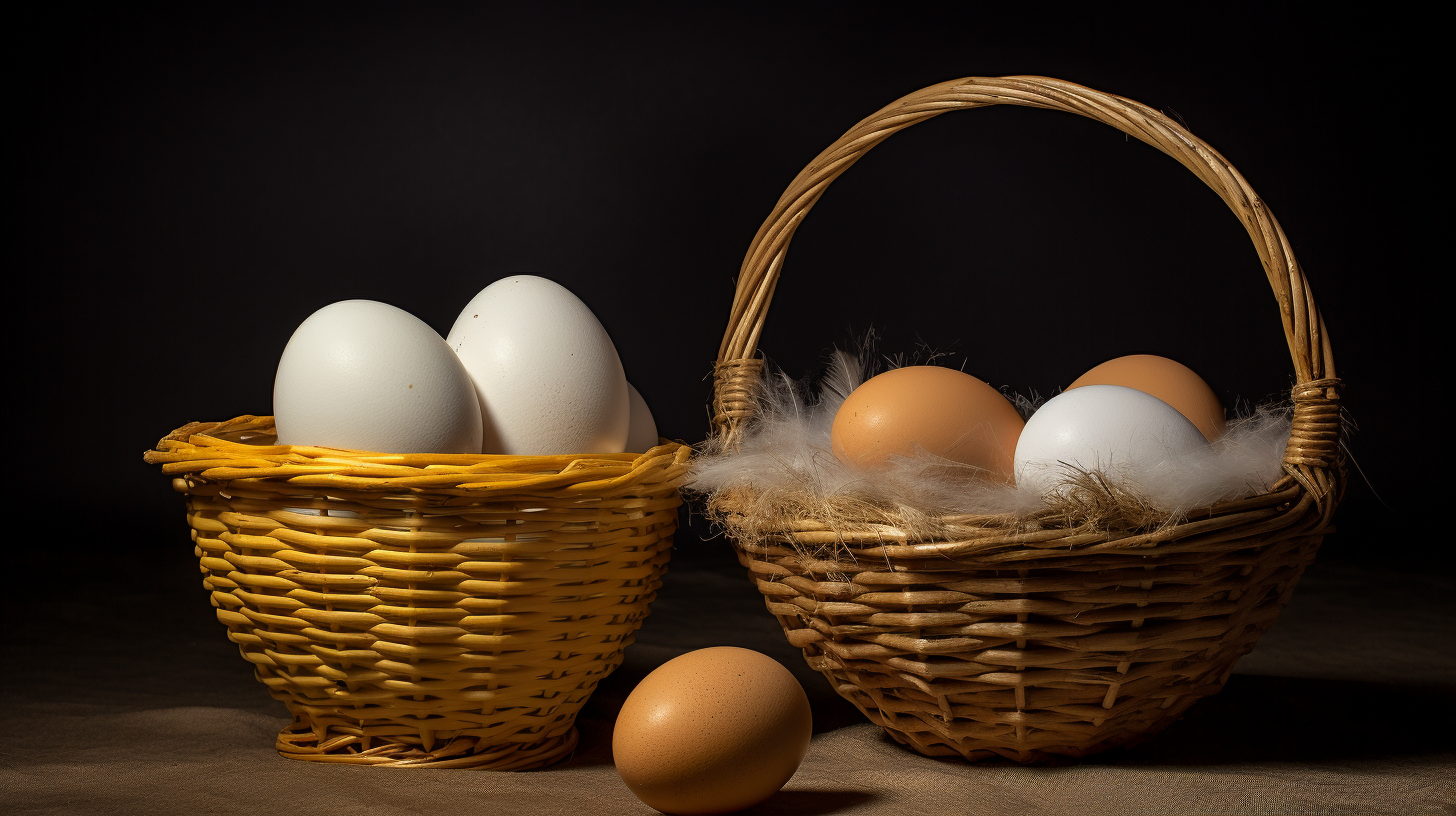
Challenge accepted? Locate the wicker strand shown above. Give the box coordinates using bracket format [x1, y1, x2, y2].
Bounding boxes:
[1284, 379, 1343, 470]
[1284, 378, 1345, 516]
[711, 358, 766, 438]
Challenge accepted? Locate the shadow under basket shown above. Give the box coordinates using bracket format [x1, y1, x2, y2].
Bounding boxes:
[706, 76, 1345, 763]
[146, 416, 690, 769]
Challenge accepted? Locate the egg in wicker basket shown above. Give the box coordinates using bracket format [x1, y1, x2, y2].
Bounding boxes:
[146, 416, 689, 768]
[704, 76, 1344, 763]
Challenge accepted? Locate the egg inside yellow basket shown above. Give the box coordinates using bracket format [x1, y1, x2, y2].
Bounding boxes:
[447, 276, 630, 454]
[273, 300, 482, 454]
[625, 382, 660, 452]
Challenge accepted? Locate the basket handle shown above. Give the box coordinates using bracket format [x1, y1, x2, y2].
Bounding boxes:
[710, 76, 1340, 496]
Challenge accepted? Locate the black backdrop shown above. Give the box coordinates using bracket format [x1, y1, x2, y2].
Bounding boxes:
[17, 6, 1431, 575]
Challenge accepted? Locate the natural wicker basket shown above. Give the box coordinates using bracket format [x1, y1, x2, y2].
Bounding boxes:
[146, 416, 689, 768]
[708, 76, 1343, 763]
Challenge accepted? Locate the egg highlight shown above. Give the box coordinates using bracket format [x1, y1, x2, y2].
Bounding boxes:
[1014, 384, 1209, 495]
[447, 276, 629, 455]
[273, 300, 483, 454]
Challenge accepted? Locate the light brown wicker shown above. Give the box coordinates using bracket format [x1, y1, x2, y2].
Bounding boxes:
[145, 415, 689, 769]
[708, 76, 1344, 763]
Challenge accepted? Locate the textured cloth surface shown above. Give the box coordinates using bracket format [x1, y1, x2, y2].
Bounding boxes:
[3, 547, 1453, 816]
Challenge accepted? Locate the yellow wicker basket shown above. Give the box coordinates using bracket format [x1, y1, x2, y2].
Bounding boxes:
[707, 76, 1343, 763]
[145, 415, 689, 768]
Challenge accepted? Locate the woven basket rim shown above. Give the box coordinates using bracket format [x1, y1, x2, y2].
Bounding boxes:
[145, 414, 691, 494]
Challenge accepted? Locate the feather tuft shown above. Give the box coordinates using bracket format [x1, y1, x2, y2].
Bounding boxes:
[687, 348, 1292, 544]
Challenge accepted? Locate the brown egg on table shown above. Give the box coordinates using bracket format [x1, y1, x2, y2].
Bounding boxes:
[613, 647, 812, 815]
[1067, 354, 1226, 441]
[830, 365, 1024, 482]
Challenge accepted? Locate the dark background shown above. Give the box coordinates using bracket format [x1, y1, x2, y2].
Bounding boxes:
[16, 5, 1430, 581]
[9, 9, 1452, 813]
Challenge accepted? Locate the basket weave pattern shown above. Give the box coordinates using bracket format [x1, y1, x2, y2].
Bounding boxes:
[708, 77, 1344, 762]
[148, 416, 689, 768]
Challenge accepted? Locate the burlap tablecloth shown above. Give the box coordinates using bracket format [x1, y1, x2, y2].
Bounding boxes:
[4, 542, 1452, 816]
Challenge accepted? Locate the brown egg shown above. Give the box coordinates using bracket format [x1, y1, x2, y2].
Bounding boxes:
[830, 366, 1024, 481]
[1067, 355, 1226, 441]
[613, 647, 812, 815]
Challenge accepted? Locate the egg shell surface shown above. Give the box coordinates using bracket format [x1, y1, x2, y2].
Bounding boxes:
[1014, 384, 1209, 495]
[447, 276, 629, 455]
[613, 647, 812, 815]
[830, 366, 1024, 480]
[1068, 354, 1227, 441]
[273, 300, 483, 454]
[625, 382, 660, 452]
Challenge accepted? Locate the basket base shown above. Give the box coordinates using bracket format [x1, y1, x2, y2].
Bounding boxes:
[870, 696, 1196, 765]
[275, 719, 578, 769]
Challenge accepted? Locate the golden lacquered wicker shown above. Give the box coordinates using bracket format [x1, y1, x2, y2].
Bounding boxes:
[147, 416, 689, 768]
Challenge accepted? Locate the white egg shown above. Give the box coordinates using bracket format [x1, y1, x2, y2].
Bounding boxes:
[273, 300, 483, 453]
[447, 276, 629, 455]
[625, 383, 660, 452]
[1014, 385, 1209, 495]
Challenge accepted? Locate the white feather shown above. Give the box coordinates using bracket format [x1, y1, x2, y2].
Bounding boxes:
[688, 350, 1292, 525]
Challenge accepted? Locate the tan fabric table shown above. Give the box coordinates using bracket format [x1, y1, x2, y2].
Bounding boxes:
[3, 546, 1452, 816]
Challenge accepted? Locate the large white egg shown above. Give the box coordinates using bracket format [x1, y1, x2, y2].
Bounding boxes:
[1014, 384, 1209, 495]
[447, 276, 629, 455]
[273, 300, 483, 453]
[625, 382, 660, 452]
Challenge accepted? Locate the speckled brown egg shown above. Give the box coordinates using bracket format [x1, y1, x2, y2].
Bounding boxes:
[612, 647, 812, 815]
[1068, 354, 1226, 441]
[830, 365, 1025, 481]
